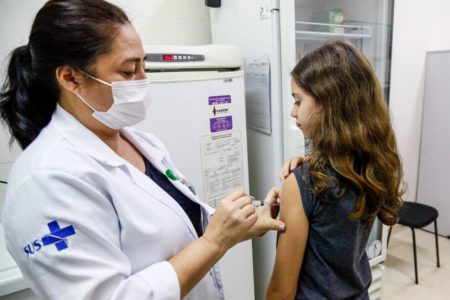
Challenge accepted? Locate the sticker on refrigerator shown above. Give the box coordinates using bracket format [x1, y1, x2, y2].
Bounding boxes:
[210, 116, 233, 132]
[209, 95, 233, 133]
[209, 95, 231, 105]
[200, 130, 244, 208]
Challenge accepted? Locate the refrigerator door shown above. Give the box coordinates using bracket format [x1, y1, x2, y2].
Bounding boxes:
[210, 0, 284, 200]
[210, 2, 284, 299]
[134, 70, 254, 300]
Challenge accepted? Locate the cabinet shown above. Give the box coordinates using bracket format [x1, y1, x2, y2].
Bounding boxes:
[417, 50, 450, 237]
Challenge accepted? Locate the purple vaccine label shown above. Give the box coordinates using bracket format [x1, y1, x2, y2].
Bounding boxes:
[208, 95, 231, 105]
[210, 116, 233, 132]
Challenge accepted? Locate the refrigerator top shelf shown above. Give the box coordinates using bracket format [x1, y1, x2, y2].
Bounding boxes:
[295, 21, 371, 40]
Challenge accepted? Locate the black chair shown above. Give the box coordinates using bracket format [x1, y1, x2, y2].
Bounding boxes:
[387, 201, 440, 284]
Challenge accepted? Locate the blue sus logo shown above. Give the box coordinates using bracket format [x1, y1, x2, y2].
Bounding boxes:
[24, 220, 76, 257]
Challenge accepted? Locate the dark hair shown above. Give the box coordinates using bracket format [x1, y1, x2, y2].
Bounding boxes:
[291, 40, 404, 226]
[0, 0, 129, 149]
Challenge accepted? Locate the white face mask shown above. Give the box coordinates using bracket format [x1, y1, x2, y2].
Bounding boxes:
[75, 72, 151, 130]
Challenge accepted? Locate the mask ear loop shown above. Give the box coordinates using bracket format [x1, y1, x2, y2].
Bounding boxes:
[74, 92, 98, 112]
[79, 69, 112, 87]
[75, 69, 115, 112]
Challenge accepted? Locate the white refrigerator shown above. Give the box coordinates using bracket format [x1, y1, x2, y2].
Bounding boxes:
[135, 44, 254, 300]
[210, 1, 394, 299]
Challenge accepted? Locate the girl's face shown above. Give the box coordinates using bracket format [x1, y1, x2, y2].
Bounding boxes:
[290, 78, 323, 139]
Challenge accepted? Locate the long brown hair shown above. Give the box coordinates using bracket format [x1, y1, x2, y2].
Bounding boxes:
[291, 40, 404, 226]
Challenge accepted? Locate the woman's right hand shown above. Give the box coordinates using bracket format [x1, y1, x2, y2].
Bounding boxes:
[203, 190, 257, 253]
[279, 156, 311, 181]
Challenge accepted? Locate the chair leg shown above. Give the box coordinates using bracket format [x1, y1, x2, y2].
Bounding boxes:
[434, 221, 440, 268]
[387, 226, 392, 248]
[411, 227, 419, 284]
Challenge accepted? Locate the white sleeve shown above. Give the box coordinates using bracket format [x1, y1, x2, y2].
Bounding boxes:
[3, 170, 180, 300]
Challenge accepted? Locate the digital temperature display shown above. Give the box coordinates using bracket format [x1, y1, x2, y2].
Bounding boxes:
[146, 53, 205, 63]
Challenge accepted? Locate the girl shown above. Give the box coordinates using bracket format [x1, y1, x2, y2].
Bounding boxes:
[266, 40, 404, 299]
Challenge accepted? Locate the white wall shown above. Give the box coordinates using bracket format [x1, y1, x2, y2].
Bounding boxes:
[0, 1, 210, 298]
[0, 1, 41, 220]
[389, 0, 450, 202]
[111, 0, 211, 46]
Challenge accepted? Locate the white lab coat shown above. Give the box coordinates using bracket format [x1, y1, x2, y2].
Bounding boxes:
[2, 105, 224, 300]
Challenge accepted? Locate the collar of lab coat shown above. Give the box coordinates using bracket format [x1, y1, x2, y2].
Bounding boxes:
[51, 105, 167, 168]
[52, 105, 128, 167]
[51, 105, 214, 236]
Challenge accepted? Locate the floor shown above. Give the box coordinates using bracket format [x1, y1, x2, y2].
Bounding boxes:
[383, 226, 450, 299]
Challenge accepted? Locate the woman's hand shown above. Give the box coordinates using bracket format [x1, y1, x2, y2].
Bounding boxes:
[203, 190, 257, 253]
[279, 156, 311, 181]
[247, 188, 285, 238]
[170, 189, 284, 298]
[172, 190, 256, 297]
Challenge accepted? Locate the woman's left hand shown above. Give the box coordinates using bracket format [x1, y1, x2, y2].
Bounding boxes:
[248, 188, 285, 238]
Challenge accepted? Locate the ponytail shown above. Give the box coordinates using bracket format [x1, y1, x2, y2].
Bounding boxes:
[0, 45, 57, 149]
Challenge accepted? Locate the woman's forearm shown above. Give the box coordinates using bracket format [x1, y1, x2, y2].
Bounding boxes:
[169, 236, 226, 298]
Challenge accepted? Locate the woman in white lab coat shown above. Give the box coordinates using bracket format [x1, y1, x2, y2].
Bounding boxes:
[0, 1, 284, 299]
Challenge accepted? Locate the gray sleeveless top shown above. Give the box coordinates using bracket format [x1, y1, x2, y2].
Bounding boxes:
[293, 164, 371, 299]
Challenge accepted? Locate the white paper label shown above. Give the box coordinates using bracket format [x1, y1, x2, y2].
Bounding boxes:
[200, 130, 244, 208]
